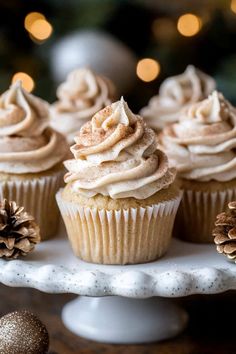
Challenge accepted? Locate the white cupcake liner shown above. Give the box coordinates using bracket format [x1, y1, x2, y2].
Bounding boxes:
[56, 190, 182, 264]
[0, 170, 64, 240]
[175, 187, 236, 243]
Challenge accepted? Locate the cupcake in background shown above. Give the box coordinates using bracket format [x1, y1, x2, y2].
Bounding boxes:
[140, 65, 216, 132]
[56, 97, 182, 265]
[50, 68, 117, 145]
[159, 91, 236, 243]
[0, 81, 68, 240]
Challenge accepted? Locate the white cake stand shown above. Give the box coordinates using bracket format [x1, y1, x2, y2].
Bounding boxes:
[0, 226, 235, 344]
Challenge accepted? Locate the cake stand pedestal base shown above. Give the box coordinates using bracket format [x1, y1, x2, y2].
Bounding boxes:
[62, 296, 188, 344]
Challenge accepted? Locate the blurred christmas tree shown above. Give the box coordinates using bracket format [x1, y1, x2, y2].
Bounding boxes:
[1, 0, 236, 108]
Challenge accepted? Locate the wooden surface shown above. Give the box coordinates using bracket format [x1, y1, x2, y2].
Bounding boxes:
[0, 285, 235, 354]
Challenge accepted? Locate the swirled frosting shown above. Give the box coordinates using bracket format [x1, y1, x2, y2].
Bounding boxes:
[64, 98, 176, 199]
[0, 81, 67, 174]
[140, 65, 216, 131]
[50, 68, 116, 144]
[159, 91, 236, 181]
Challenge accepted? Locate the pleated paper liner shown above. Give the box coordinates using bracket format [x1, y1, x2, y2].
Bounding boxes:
[0, 169, 64, 240]
[56, 190, 182, 265]
[174, 187, 236, 243]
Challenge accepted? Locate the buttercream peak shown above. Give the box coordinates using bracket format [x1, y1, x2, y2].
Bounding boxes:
[185, 90, 230, 124]
[91, 98, 137, 131]
[10, 80, 22, 90]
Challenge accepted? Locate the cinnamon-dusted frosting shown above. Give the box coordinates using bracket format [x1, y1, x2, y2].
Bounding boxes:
[160, 91, 236, 181]
[0, 81, 67, 174]
[64, 98, 176, 199]
[140, 65, 216, 131]
[50, 68, 116, 144]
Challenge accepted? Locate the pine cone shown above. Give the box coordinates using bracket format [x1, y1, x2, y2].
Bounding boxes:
[0, 199, 40, 259]
[213, 201, 236, 261]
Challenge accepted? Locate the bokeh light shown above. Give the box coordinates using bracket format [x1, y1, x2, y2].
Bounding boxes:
[12, 72, 35, 92]
[231, 0, 236, 14]
[136, 58, 160, 82]
[177, 13, 202, 37]
[24, 12, 45, 32]
[29, 19, 53, 41]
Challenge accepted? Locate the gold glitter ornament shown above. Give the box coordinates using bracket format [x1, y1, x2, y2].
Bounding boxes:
[0, 310, 49, 354]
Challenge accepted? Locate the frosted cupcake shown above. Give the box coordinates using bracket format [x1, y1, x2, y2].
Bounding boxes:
[50, 68, 116, 144]
[140, 65, 216, 132]
[56, 98, 182, 265]
[0, 81, 68, 240]
[160, 91, 236, 243]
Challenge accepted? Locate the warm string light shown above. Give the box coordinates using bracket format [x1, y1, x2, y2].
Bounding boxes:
[24, 12, 53, 42]
[12, 72, 35, 92]
[136, 58, 160, 82]
[29, 19, 53, 41]
[177, 13, 202, 37]
[24, 12, 45, 31]
[231, 0, 236, 14]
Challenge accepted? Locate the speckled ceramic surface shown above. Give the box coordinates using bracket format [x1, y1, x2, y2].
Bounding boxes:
[0, 225, 235, 298]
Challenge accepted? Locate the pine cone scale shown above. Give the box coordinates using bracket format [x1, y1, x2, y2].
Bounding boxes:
[216, 245, 225, 253]
[213, 234, 229, 244]
[223, 243, 236, 254]
[1, 248, 15, 258]
[15, 238, 33, 253]
[228, 227, 236, 239]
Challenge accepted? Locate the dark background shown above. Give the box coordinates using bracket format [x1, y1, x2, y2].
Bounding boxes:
[1, 0, 236, 110]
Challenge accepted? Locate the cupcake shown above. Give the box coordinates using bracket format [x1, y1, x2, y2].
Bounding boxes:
[160, 91, 236, 243]
[50, 68, 117, 144]
[140, 65, 216, 132]
[0, 81, 68, 240]
[56, 98, 182, 265]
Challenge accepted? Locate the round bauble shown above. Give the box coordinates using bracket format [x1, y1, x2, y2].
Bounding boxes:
[0, 310, 49, 354]
[50, 29, 137, 94]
